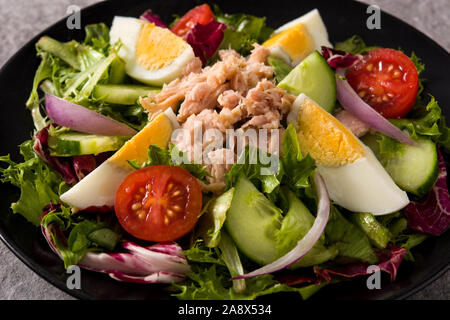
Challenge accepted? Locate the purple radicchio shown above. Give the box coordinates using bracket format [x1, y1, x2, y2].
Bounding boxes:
[139, 9, 168, 28]
[41, 208, 190, 284]
[33, 125, 111, 185]
[321, 46, 362, 69]
[185, 20, 227, 64]
[277, 245, 407, 287]
[404, 149, 450, 236]
[313, 245, 408, 282]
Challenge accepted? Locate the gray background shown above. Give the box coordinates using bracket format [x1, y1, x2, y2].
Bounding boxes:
[0, 0, 448, 300]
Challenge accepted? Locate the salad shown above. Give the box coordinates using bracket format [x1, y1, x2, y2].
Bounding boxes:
[1, 3, 449, 300]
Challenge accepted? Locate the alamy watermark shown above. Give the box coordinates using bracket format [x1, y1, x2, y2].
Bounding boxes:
[366, 5, 381, 30]
[366, 265, 382, 290]
[66, 5, 81, 30]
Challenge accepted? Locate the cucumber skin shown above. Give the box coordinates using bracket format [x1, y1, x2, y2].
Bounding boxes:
[93, 84, 160, 105]
[48, 133, 127, 156]
[363, 135, 438, 197]
[224, 175, 282, 265]
[278, 51, 336, 113]
[225, 177, 336, 267]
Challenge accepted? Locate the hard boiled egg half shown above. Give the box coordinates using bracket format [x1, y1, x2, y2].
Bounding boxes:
[60, 110, 177, 209]
[263, 9, 332, 66]
[110, 16, 195, 86]
[288, 94, 409, 215]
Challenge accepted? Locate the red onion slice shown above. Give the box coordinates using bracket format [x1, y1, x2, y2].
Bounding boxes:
[335, 68, 417, 146]
[45, 93, 137, 137]
[231, 173, 330, 280]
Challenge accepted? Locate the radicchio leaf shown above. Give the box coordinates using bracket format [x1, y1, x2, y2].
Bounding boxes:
[404, 149, 450, 236]
[41, 210, 190, 284]
[186, 20, 227, 64]
[321, 46, 362, 69]
[33, 126, 111, 185]
[139, 9, 168, 28]
[314, 245, 407, 282]
[33, 126, 77, 185]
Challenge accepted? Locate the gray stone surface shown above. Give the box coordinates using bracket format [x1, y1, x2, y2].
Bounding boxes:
[0, 0, 448, 300]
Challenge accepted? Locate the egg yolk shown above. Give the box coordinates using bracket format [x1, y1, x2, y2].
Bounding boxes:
[263, 24, 314, 63]
[136, 23, 188, 70]
[295, 98, 365, 167]
[109, 113, 172, 169]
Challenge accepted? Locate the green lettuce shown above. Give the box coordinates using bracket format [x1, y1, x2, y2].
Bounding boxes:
[0, 141, 65, 226]
[42, 204, 121, 268]
[173, 262, 322, 300]
[128, 144, 210, 182]
[212, 5, 273, 58]
[372, 96, 450, 155]
[325, 205, 378, 264]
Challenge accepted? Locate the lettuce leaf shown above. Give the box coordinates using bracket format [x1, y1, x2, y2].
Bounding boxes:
[212, 6, 273, 57]
[224, 145, 281, 193]
[173, 263, 322, 300]
[41, 203, 120, 268]
[281, 124, 316, 191]
[325, 205, 378, 264]
[128, 144, 210, 182]
[0, 141, 64, 226]
[83, 23, 110, 54]
[334, 35, 379, 55]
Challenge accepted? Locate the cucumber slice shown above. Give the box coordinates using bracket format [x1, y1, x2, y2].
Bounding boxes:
[225, 176, 336, 267]
[93, 84, 160, 105]
[224, 175, 282, 265]
[48, 132, 128, 156]
[108, 57, 127, 84]
[362, 135, 438, 197]
[278, 51, 336, 113]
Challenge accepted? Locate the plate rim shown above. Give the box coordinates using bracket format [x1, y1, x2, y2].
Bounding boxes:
[0, 0, 449, 300]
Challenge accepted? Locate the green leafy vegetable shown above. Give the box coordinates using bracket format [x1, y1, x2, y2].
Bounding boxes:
[390, 96, 450, 150]
[83, 23, 110, 54]
[334, 35, 379, 55]
[281, 124, 316, 191]
[212, 5, 273, 57]
[224, 145, 281, 193]
[41, 204, 121, 268]
[325, 205, 378, 264]
[217, 231, 246, 293]
[173, 263, 317, 300]
[267, 56, 293, 82]
[129, 144, 210, 181]
[275, 189, 338, 267]
[0, 141, 65, 225]
[196, 188, 235, 247]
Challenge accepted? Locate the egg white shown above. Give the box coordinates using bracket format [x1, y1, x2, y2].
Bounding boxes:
[318, 147, 409, 215]
[288, 94, 409, 215]
[109, 16, 195, 86]
[60, 161, 132, 209]
[274, 9, 332, 52]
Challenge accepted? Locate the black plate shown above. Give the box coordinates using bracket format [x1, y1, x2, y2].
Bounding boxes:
[0, 0, 449, 300]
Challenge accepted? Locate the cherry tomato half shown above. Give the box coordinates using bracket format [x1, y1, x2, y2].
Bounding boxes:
[346, 48, 419, 118]
[171, 4, 215, 38]
[115, 165, 202, 242]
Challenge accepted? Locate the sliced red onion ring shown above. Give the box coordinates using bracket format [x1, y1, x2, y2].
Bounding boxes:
[335, 68, 417, 146]
[45, 93, 137, 137]
[231, 173, 330, 280]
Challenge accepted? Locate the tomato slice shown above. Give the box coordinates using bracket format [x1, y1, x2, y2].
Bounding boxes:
[115, 165, 202, 242]
[171, 4, 215, 37]
[346, 48, 419, 118]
